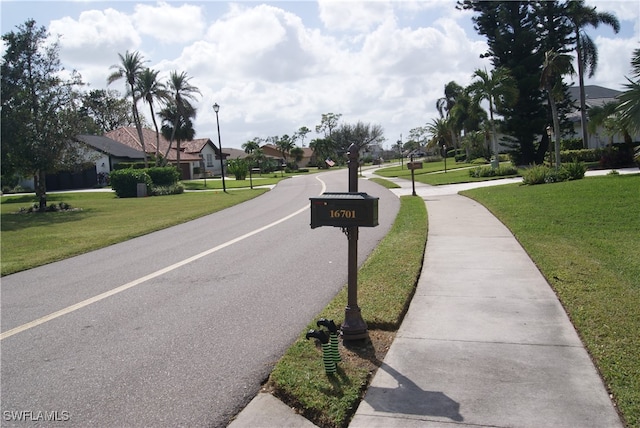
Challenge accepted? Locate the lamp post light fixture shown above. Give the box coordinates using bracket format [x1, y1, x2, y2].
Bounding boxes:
[213, 103, 226, 192]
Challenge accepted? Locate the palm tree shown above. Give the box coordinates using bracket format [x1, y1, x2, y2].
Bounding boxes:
[165, 71, 201, 172]
[468, 67, 518, 167]
[242, 138, 261, 154]
[137, 68, 170, 165]
[436, 81, 465, 150]
[108, 51, 147, 166]
[616, 47, 640, 136]
[541, 50, 576, 170]
[426, 117, 453, 153]
[158, 103, 196, 177]
[565, 1, 620, 149]
[276, 135, 295, 163]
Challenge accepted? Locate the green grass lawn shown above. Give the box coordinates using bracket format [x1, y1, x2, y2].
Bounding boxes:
[462, 174, 640, 428]
[374, 161, 520, 186]
[181, 175, 286, 190]
[1, 189, 267, 276]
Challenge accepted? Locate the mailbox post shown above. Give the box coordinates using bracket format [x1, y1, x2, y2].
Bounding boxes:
[344, 143, 368, 341]
[309, 143, 377, 341]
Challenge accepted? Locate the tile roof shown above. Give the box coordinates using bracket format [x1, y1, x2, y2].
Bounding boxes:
[76, 134, 145, 159]
[105, 127, 202, 161]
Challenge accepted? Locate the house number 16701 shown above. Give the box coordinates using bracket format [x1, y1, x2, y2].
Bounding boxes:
[329, 209, 356, 219]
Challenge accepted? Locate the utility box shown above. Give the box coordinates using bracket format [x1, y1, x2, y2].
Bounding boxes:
[310, 192, 379, 229]
[136, 183, 147, 197]
[407, 161, 423, 170]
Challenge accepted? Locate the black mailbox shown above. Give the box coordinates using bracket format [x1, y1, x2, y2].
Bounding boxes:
[310, 192, 379, 229]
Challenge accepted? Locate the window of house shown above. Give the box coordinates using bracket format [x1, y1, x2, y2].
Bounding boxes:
[206, 153, 213, 167]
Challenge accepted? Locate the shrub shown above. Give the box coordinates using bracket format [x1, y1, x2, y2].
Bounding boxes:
[109, 169, 152, 198]
[113, 162, 146, 170]
[522, 161, 586, 185]
[226, 158, 248, 180]
[522, 164, 550, 185]
[149, 184, 185, 196]
[599, 144, 635, 168]
[470, 158, 488, 165]
[563, 160, 587, 181]
[561, 138, 583, 150]
[561, 149, 601, 163]
[146, 167, 180, 186]
[469, 164, 518, 178]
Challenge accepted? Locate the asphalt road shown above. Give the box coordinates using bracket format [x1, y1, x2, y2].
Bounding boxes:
[1, 169, 399, 427]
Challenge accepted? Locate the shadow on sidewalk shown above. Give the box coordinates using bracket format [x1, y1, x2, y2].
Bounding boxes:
[363, 362, 464, 422]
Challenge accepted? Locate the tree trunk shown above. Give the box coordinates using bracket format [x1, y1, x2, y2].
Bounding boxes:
[550, 94, 561, 171]
[36, 170, 47, 212]
[576, 33, 590, 149]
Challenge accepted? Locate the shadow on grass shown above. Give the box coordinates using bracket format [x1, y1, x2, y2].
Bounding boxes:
[1, 209, 88, 232]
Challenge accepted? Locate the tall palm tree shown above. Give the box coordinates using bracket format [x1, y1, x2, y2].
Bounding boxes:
[108, 51, 148, 166]
[137, 68, 170, 165]
[616, 47, 640, 135]
[436, 81, 465, 150]
[276, 135, 294, 163]
[468, 67, 518, 166]
[165, 71, 201, 171]
[565, 1, 620, 148]
[541, 50, 576, 170]
[158, 103, 196, 176]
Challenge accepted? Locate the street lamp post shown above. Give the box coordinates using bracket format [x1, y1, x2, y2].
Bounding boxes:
[213, 103, 226, 192]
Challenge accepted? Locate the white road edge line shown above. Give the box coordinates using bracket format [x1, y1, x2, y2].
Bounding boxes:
[1, 177, 327, 341]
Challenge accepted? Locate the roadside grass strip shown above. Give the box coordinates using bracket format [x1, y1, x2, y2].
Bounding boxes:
[268, 195, 427, 428]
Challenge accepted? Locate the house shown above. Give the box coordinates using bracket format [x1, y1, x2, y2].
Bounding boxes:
[105, 127, 228, 180]
[18, 134, 145, 191]
[260, 144, 316, 168]
[568, 85, 640, 148]
[76, 134, 145, 184]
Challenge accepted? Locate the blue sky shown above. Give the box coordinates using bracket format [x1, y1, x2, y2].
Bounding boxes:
[2, 1, 638, 149]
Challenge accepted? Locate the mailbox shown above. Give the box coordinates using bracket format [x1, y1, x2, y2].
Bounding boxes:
[310, 192, 379, 229]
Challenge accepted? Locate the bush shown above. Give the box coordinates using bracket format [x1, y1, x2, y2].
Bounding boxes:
[522, 164, 550, 185]
[113, 162, 146, 170]
[146, 167, 180, 186]
[563, 160, 587, 181]
[149, 184, 184, 196]
[599, 144, 635, 168]
[522, 161, 586, 185]
[226, 158, 248, 180]
[470, 158, 489, 165]
[109, 169, 152, 198]
[561, 138, 584, 150]
[469, 164, 518, 178]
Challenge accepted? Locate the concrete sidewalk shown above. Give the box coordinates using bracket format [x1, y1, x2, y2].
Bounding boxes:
[230, 169, 632, 428]
[348, 192, 623, 427]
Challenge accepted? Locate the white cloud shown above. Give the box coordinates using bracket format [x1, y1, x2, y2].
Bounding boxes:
[12, 0, 632, 149]
[48, 8, 141, 67]
[132, 2, 206, 44]
[318, 0, 393, 32]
